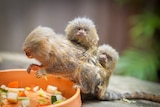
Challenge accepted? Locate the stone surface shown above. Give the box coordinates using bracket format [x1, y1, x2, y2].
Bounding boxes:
[83, 100, 160, 107]
[0, 52, 160, 107]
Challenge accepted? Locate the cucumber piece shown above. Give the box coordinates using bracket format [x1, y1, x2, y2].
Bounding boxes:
[51, 95, 57, 104]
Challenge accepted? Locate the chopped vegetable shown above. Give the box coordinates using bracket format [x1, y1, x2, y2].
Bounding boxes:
[7, 91, 19, 103]
[51, 95, 57, 104]
[0, 84, 66, 106]
[22, 99, 30, 107]
[6, 87, 24, 92]
[17, 97, 30, 107]
[1, 99, 9, 105]
[1, 92, 7, 99]
[54, 90, 62, 95]
[32, 86, 40, 92]
[1, 84, 6, 89]
[54, 100, 64, 104]
[36, 98, 50, 106]
[18, 91, 26, 97]
[37, 88, 46, 97]
[25, 87, 31, 91]
[0, 88, 8, 93]
[47, 85, 57, 94]
[7, 81, 19, 88]
[55, 94, 64, 101]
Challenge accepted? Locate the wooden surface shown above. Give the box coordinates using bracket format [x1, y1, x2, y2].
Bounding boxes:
[0, 52, 160, 107]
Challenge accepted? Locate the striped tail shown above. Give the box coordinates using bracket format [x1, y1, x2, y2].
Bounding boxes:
[102, 90, 160, 103]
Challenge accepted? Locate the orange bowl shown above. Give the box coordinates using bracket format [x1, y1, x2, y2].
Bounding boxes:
[0, 69, 82, 107]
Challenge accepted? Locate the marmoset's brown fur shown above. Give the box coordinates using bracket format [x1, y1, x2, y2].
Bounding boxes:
[65, 17, 119, 87]
[22, 26, 160, 102]
[22, 26, 84, 79]
[97, 44, 119, 75]
[65, 17, 99, 61]
[65, 17, 118, 70]
[96, 44, 119, 87]
[22, 26, 107, 99]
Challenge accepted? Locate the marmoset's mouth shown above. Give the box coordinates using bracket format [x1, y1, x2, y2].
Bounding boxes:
[25, 51, 33, 58]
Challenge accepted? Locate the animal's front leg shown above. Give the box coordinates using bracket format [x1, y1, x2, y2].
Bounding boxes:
[27, 64, 40, 73]
[35, 68, 47, 78]
[27, 64, 47, 78]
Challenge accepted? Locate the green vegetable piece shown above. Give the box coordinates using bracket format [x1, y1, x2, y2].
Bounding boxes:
[51, 95, 57, 104]
[0, 88, 8, 93]
[38, 98, 48, 104]
[54, 100, 64, 104]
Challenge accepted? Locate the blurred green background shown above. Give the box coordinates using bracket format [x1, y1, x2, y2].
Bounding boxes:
[115, 0, 160, 82]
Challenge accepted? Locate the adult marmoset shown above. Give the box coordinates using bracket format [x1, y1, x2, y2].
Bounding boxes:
[22, 26, 107, 99]
[65, 17, 99, 61]
[22, 26, 160, 102]
[22, 26, 86, 79]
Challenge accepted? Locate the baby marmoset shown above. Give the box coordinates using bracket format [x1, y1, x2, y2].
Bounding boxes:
[96, 44, 119, 88]
[97, 44, 119, 75]
[65, 17, 119, 84]
[65, 17, 99, 62]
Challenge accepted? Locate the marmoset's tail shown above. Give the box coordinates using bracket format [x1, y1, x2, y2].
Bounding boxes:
[102, 90, 160, 103]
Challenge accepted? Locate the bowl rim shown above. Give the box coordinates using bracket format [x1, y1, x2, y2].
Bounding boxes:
[0, 69, 81, 107]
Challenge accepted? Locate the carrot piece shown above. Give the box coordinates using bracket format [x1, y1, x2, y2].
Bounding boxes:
[30, 85, 36, 91]
[7, 81, 19, 88]
[18, 91, 26, 97]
